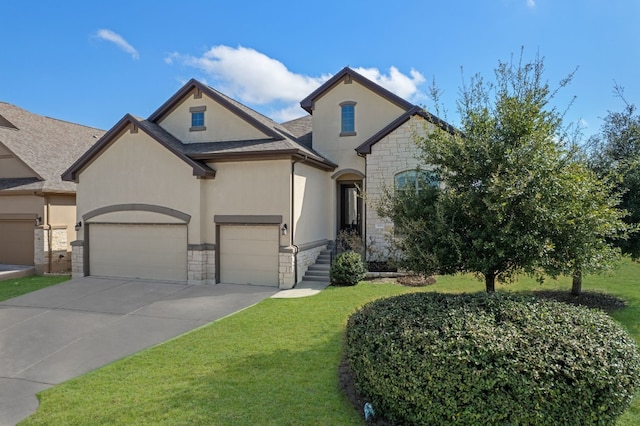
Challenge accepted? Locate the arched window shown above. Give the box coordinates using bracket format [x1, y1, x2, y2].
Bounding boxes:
[394, 170, 438, 192]
[340, 101, 356, 135]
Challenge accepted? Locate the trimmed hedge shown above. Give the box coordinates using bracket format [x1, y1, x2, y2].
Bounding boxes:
[330, 251, 367, 286]
[345, 292, 640, 425]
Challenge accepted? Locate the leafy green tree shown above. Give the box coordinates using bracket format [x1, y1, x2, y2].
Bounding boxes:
[589, 85, 640, 260]
[379, 52, 628, 293]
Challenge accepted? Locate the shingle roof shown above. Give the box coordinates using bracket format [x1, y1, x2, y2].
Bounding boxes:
[63, 80, 336, 182]
[0, 102, 104, 193]
[280, 115, 312, 148]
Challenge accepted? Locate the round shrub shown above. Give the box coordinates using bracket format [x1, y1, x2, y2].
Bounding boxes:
[330, 251, 367, 286]
[345, 292, 640, 425]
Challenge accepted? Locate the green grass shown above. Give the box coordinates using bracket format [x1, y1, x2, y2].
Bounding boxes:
[22, 260, 640, 425]
[0, 275, 70, 302]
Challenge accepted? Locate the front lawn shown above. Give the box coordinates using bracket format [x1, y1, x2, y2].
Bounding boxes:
[0, 275, 70, 302]
[22, 260, 640, 425]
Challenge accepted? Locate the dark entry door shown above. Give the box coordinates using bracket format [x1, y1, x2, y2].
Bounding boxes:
[339, 183, 362, 235]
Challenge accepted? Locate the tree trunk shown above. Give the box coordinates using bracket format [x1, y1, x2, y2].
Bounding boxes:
[485, 272, 496, 293]
[571, 270, 582, 295]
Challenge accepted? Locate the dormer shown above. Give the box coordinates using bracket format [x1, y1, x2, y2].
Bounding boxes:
[148, 79, 284, 144]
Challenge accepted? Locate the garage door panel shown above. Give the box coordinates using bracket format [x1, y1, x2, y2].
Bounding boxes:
[220, 225, 278, 287]
[0, 220, 34, 265]
[90, 224, 187, 282]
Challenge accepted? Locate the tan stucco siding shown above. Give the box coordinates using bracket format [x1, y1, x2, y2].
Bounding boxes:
[0, 194, 43, 215]
[158, 90, 269, 143]
[311, 78, 405, 172]
[47, 194, 76, 251]
[0, 156, 37, 178]
[293, 162, 332, 244]
[204, 159, 291, 247]
[365, 116, 434, 259]
[76, 129, 202, 243]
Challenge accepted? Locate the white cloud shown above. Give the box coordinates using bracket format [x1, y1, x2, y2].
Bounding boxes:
[166, 45, 427, 121]
[526, 0, 536, 8]
[95, 29, 139, 60]
[352, 66, 425, 100]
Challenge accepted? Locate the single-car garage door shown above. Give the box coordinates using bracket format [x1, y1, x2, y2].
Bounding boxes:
[89, 223, 187, 282]
[0, 219, 34, 265]
[220, 225, 279, 286]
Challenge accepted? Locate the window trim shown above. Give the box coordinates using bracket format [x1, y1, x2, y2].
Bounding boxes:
[340, 101, 356, 136]
[394, 169, 439, 192]
[189, 106, 207, 131]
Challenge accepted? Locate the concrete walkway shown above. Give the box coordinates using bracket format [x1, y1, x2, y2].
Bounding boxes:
[0, 277, 285, 425]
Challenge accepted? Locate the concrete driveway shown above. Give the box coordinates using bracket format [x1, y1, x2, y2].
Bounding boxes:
[0, 277, 279, 425]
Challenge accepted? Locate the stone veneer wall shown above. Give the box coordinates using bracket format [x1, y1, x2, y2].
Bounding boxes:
[70, 240, 84, 278]
[279, 251, 295, 289]
[34, 226, 71, 274]
[187, 247, 216, 285]
[296, 244, 326, 278]
[365, 116, 432, 260]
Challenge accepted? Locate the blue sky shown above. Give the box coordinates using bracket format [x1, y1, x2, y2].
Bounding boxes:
[1, 0, 638, 140]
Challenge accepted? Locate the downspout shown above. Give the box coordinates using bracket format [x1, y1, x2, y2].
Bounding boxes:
[45, 195, 52, 274]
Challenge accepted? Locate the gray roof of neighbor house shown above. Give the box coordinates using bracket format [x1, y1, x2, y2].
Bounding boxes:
[0, 102, 105, 193]
[63, 80, 336, 182]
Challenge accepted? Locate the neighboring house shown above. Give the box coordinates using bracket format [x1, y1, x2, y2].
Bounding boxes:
[63, 67, 453, 287]
[0, 102, 104, 272]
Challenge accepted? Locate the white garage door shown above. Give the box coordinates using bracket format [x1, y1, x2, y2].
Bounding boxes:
[89, 223, 187, 282]
[220, 225, 279, 286]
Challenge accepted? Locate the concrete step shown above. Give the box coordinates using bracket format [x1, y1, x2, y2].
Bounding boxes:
[305, 270, 329, 278]
[302, 275, 330, 282]
[308, 264, 330, 271]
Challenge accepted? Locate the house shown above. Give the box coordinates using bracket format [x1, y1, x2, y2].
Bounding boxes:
[62, 67, 453, 287]
[0, 102, 104, 273]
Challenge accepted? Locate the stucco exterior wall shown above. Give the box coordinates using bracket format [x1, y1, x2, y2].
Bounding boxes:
[0, 194, 43, 215]
[48, 194, 76, 252]
[310, 77, 405, 173]
[76, 128, 201, 242]
[365, 116, 433, 260]
[203, 159, 291, 247]
[0, 156, 37, 178]
[158, 90, 268, 144]
[293, 162, 332, 245]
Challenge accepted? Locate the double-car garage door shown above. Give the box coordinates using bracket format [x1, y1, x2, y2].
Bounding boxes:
[89, 224, 188, 282]
[88, 223, 279, 286]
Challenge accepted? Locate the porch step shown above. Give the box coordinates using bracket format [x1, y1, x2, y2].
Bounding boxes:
[301, 247, 333, 282]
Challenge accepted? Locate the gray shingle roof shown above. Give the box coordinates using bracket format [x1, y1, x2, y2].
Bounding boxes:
[280, 115, 312, 148]
[0, 102, 105, 193]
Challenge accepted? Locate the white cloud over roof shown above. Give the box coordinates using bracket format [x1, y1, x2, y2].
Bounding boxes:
[165, 45, 427, 122]
[95, 29, 139, 60]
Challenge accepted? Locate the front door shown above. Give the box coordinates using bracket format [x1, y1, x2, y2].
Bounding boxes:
[339, 183, 362, 235]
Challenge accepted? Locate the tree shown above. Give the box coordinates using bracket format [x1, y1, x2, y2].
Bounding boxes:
[378, 52, 628, 293]
[588, 85, 640, 260]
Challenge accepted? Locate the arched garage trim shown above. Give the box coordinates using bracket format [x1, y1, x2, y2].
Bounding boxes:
[83, 203, 191, 223]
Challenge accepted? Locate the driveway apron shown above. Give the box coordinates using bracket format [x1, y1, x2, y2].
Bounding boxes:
[0, 277, 277, 425]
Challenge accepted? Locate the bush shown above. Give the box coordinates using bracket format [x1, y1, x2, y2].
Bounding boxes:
[330, 251, 367, 286]
[345, 292, 640, 425]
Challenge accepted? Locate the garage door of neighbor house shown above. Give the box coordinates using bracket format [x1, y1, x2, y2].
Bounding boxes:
[89, 223, 187, 282]
[0, 219, 34, 265]
[220, 225, 279, 286]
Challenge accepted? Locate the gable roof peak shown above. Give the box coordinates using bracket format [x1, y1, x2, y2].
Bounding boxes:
[300, 67, 415, 114]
